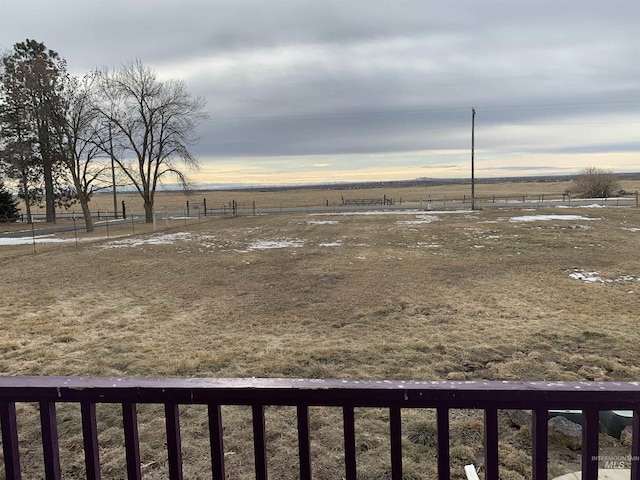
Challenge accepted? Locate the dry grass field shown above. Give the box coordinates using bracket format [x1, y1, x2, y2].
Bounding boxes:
[2, 181, 640, 479]
[15, 176, 640, 218]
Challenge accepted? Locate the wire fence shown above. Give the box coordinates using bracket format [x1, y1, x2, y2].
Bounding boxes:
[2, 191, 638, 255]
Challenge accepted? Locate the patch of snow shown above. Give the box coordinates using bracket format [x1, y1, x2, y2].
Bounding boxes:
[244, 240, 304, 251]
[94, 219, 126, 225]
[557, 204, 606, 209]
[623, 228, 640, 232]
[397, 215, 439, 225]
[0, 235, 67, 246]
[307, 220, 339, 225]
[100, 232, 192, 248]
[312, 209, 472, 216]
[569, 271, 602, 283]
[416, 243, 441, 248]
[319, 241, 342, 247]
[510, 215, 597, 222]
[569, 269, 640, 284]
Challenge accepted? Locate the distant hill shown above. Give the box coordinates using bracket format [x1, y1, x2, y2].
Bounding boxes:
[188, 172, 640, 193]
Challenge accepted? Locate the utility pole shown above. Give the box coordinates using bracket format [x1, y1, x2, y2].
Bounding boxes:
[471, 107, 476, 210]
[109, 123, 118, 219]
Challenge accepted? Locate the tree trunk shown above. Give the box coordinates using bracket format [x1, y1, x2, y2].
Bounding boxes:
[79, 193, 94, 233]
[43, 157, 55, 223]
[21, 176, 33, 224]
[144, 201, 154, 223]
[40, 129, 56, 224]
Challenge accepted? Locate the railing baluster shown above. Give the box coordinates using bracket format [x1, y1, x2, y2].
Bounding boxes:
[632, 409, 640, 480]
[0, 401, 22, 480]
[343, 406, 357, 480]
[122, 402, 141, 480]
[39, 401, 61, 480]
[484, 407, 499, 480]
[297, 406, 312, 480]
[252, 405, 268, 480]
[208, 404, 226, 480]
[164, 403, 183, 480]
[437, 407, 450, 480]
[582, 409, 599, 480]
[531, 408, 548, 480]
[389, 406, 403, 480]
[1, 378, 640, 480]
[81, 402, 101, 480]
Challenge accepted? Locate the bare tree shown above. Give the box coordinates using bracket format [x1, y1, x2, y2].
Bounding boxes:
[95, 60, 207, 222]
[572, 166, 620, 198]
[53, 73, 110, 232]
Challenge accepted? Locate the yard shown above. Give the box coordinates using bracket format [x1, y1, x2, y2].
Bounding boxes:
[1, 201, 640, 479]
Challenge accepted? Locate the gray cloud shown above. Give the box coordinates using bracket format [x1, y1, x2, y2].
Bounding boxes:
[2, 0, 639, 179]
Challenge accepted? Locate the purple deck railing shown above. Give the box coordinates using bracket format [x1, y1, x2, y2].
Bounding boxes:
[1, 377, 640, 480]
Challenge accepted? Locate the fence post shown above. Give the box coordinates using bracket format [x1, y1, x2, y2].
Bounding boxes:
[186, 201, 190, 218]
[122, 201, 127, 220]
[73, 213, 78, 246]
[204, 198, 207, 217]
[253, 201, 256, 216]
[31, 222, 36, 254]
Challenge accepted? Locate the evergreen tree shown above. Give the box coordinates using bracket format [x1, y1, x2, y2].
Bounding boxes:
[1, 39, 67, 223]
[0, 182, 20, 222]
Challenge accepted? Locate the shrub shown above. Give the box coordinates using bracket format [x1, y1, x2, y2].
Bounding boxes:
[572, 167, 620, 198]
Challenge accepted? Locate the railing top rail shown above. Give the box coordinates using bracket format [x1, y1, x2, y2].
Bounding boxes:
[1, 376, 640, 409]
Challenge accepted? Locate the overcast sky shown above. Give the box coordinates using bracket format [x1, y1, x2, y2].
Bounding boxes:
[1, 0, 639, 186]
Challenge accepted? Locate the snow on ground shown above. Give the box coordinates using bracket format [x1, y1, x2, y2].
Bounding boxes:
[0, 235, 69, 246]
[396, 215, 439, 225]
[243, 240, 304, 251]
[99, 232, 192, 248]
[623, 228, 640, 232]
[509, 215, 598, 222]
[416, 242, 441, 248]
[569, 271, 603, 283]
[0, 235, 116, 246]
[557, 204, 606, 209]
[570, 269, 640, 284]
[319, 241, 342, 247]
[312, 209, 473, 216]
[96, 232, 305, 252]
[307, 220, 339, 225]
